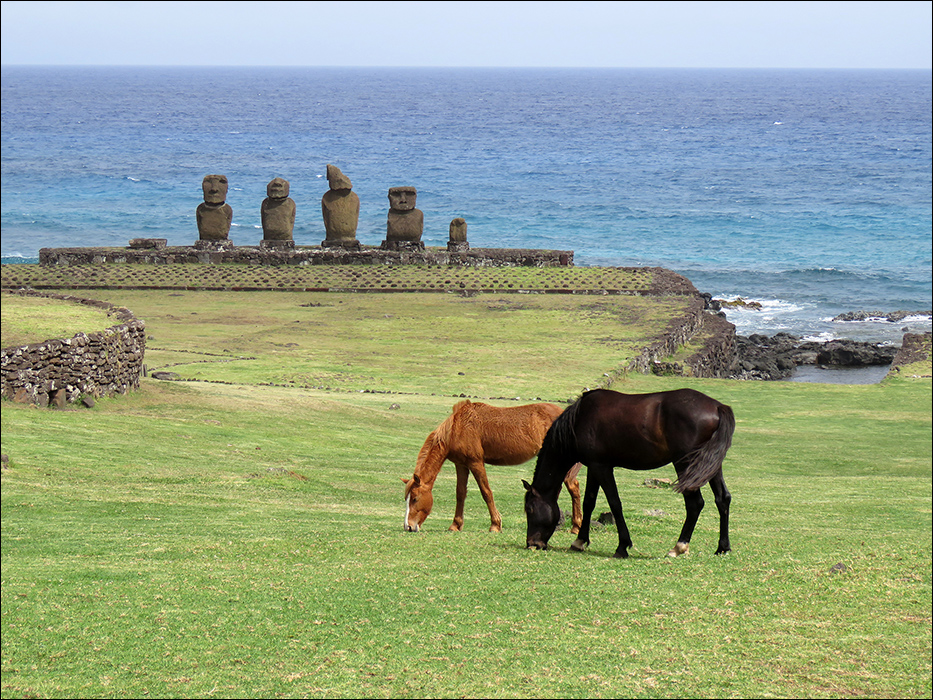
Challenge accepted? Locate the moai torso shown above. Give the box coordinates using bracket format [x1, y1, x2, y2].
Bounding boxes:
[196, 174, 233, 241]
[321, 164, 360, 244]
[261, 177, 296, 240]
[385, 186, 423, 242]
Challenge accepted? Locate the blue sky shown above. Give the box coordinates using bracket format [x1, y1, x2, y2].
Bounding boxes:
[1, 0, 930, 69]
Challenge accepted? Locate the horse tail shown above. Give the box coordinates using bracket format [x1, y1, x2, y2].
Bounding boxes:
[675, 404, 735, 493]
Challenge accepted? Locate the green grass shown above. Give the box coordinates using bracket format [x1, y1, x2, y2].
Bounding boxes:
[87, 289, 691, 401]
[1, 296, 115, 348]
[1, 284, 930, 699]
[0, 263, 660, 294]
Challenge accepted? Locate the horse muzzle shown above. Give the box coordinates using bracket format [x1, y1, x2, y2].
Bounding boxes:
[404, 522, 420, 533]
[526, 538, 549, 550]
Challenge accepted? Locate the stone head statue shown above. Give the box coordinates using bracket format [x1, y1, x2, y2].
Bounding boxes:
[448, 217, 469, 252]
[197, 174, 233, 241]
[321, 164, 360, 247]
[385, 186, 423, 245]
[201, 174, 229, 205]
[326, 164, 353, 191]
[261, 177, 296, 241]
[388, 186, 417, 212]
[266, 177, 290, 199]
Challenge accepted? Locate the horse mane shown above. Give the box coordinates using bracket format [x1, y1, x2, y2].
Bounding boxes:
[542, 394, 583, 457]
[530, 395, 583, 490]
[412, 400, 471, 483]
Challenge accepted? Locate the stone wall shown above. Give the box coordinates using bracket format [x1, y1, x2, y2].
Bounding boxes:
[1, 290, 146, 407]
[626, 296, 707, 374]
[39, 244, 573, 268]
[682, 312, 738, 379]
[624, 303, 737, 380]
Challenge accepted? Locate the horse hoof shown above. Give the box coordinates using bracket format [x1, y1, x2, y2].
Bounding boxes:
[613, 549, 629, 559]
[489, 526, 502, 533]
[667, 542, 689, 557]
[570, 539, 588, 552]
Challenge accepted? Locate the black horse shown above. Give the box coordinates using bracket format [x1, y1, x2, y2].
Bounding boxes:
[523, 388, 735, 558]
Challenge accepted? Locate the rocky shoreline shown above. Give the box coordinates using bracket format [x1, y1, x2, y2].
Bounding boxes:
[729, 333, 900, 381]
[702, 296, 931, 381]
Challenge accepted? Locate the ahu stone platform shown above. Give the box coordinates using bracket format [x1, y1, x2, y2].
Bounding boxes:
[39, 242, 573, 268]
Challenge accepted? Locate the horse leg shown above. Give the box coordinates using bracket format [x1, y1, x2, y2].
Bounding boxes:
[564, 473, 583, 535]
[571, 472, 600, 552]
[707, 470, 732, 555]
[449, 462, 469, 532]
[468, 461, 502, 532]
[670, 465, 705, 556]
[593, 466, 633, 558]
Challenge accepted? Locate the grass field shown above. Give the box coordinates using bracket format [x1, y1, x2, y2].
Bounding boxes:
[1, 281, 930, 698]
[0, 296, 116, 349]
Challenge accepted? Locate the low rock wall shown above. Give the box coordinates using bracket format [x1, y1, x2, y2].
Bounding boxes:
[1, 290, 146, 407]
[682, 312, 739, 379]
[627, 296, 707, 374]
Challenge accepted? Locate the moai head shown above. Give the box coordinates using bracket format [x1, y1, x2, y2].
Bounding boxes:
[202, 174, 228, 205]
[388, 186, 417, 212]
[326, 164, 353, 191]
[266, 177, 290, 199]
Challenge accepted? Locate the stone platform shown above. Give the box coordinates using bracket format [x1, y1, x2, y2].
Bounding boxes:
[39, 243, 573, 268]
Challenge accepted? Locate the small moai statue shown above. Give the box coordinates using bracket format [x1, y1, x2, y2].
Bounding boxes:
[321, 164, 361, 249]
[261, 177, 296, 247]
[448, 217, 469, 252]
[382, 186, 424, 250]
[196, 174, 233, 243]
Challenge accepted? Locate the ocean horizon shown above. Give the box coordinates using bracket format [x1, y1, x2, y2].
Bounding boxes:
[2, 66, 930, 344]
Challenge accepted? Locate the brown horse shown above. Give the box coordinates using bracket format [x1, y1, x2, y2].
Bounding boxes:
[403, 400, 582, 533]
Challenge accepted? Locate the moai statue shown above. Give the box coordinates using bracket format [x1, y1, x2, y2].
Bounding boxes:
[321, 164, 361, 249]
[448, 217, 468, 252]
[261, 177, 296, 246]
[382, 186, 424, 250]
[196, 174, 233, 243]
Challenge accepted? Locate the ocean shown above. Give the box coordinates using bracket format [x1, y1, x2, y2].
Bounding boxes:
[2, 66, 931, 345]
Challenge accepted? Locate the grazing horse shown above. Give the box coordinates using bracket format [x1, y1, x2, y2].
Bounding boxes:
[403, 400, 583, 533]
[523, 388, 734, 558]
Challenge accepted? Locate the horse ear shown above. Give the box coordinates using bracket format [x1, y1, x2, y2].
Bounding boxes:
[522, 479, 533, 492]
[400, 477, 411, 484]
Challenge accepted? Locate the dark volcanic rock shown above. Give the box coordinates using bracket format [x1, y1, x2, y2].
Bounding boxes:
[730, 333, 898, 381]
[832, 310, 931, 324]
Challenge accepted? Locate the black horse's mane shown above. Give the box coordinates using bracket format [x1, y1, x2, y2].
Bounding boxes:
[539, 392, 587, 466]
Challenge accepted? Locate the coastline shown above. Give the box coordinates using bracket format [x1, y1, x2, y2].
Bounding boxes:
[4, 255, 930, 385]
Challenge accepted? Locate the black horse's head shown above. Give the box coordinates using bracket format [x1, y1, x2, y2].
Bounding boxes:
[523, 479, 560, 549]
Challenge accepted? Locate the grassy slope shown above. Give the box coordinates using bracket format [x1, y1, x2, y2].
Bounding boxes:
[1, 282, 930, 699]
[89, 289, 691, 400]
[1, 296, 115, 348]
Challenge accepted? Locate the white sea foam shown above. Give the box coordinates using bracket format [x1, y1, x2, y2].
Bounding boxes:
[833, 313, 932, 325]
[800, 331, 839, 343]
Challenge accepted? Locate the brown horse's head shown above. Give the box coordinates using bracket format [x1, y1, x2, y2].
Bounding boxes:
[402, 475, 433, 532]
[522, 479, 560, 549]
